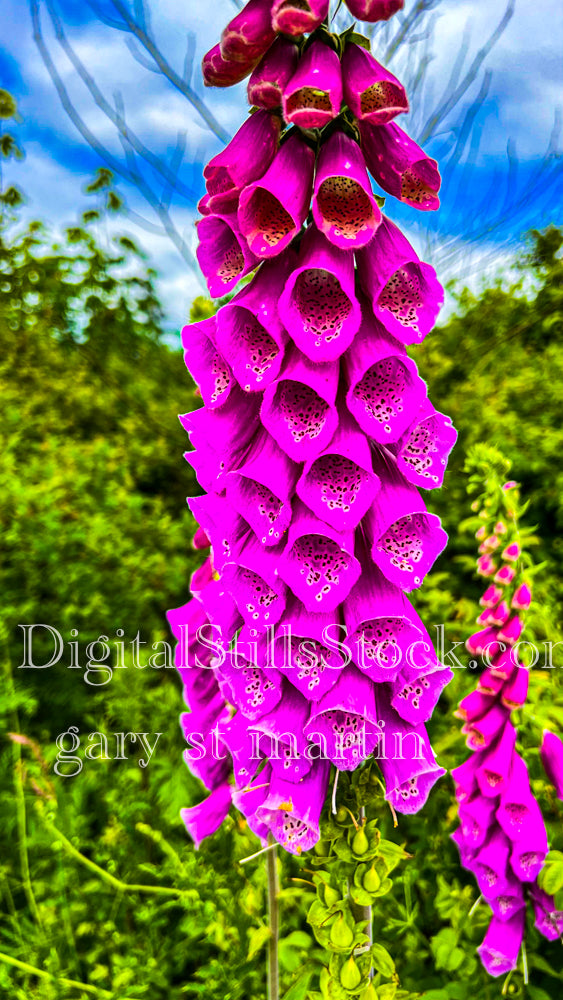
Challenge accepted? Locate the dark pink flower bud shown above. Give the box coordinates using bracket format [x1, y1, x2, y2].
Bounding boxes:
[501, 665, 528, 709]
[477, 668, 506, 698]
[475, 721, 516, 797]
[497, 615, 523, 646]
[196, 212, 259, 297]
[216, 253, 294, 390]
[489, 600, 510, 626]
[393, 398, 457, 489]
[476, 554, 497, 577]
[490, 647, 518, 680]
[312, 131, 382, 249]
[494, 564, 515, 586]
[271, 0, 329, 36]
[502, 480, 518, 491]
[455, 690, 492, 723]
[363, 457, 447, 591]
[296, 403, 380, 532]
[482, 534, 500, 552]
[501, 541, 521, 562]
[475, 525, 487, 540]
[220, 0, 276, 66]
[202, 43, 260, 88]
[261, 348, 339, 462]
[511, 582, 531, 610]
[359, 120, 441, 211]
[495, 520, 507, 534]
[466, 626, 501, 658]
[282, 41, 342, 129]
[345, 0, 404, 21]
[279, 499, 361, 612]
[181, 316, 234, 409]
[238, 131, 315, 258]
[540, 730, 563, 799]
[476, 608, 493, 626]
[248, 36, 300, 109]
[204, 110, 281, 215]
[463, 702, 511, 751]
[480, 584, 503, 608]
[343, 304, 427, 443]
[357, 216, 443, 345]
[342, 43, 408, 125]
[477, 911, 525, 977]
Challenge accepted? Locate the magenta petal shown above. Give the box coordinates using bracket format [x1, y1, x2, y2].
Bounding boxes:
[363, 457, 447, 591]
[248, 36, 300, 109]
[456, 690, 494, 724]
[343, 304, 427, 443]
[357, 217, 444, 345]
[223, 530, 287, 631]
[312, 131, 381, 250]
[260, 348, 339, 462]
[196, 212, 259, 298]
[394, 398, 457, 489]
[279, 499, 361, 613]
[238, 131, 315, 258]
[249, 682, 312, 781]
[188, 492, 247, 574]
[475, 722, 517, 798]
[216, 254, 293, 390]
[509, 806, 549, 882]
[344, 556, 423, 682]
[458, 794, 497, 851]
[477, 911, 525, 977]
[512, 582, 532, 610]
[376, 697, 445, 813]
[204, 110, 281, 214]
[232, 763, 272, 842]
[271, 0, 329, 34]
[280, 224, 362, 361]
[270, 596, 344, 700]
[296, 403, 380, 532]
[227, 429, 298, 546]
[304, 666, 379, 770]
[181, 783, 232, 849]
[497, 752, 542, 841]
[451, 756, 479, 804]
[282, 41, 342, 129]
[220, 0, 276, 65]
[463, 702, 511, 751]
[199, 578, 243, 639]
[477, 668, 506, 698]
[529, 885, 563, 941]
[345, 0, 404, 21]
[501, 665, 529, 709]
[342, 43, 408, 125]
[219, 714, 269, 788]
[391, 660, 452, 725]
[182, 384, 260, 458]
[181, 317, 234, 409]
[469, 827, 511, 898]
[216, 658, 283, 721]
[540, 729, 563, 799]
[255, 760, 331, 855]
[487, 874, 526, 923]
[202, 42, 260, 88]
[359, 120, 441, 211]
[181, 692, 232, 790]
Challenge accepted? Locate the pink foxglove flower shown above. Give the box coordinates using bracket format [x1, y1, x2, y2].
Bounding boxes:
[360, 120, 441, 211]
[203, 43, 260, 87]
[342, 43, 408, 125]
[540, 729, 563, 799]
[345, 0, 404, 21]
[220, 0, 276, 65]
[282, 41, 342, 129]
[271, 0, 329, 35]
[204, 110, 281, 215]
[393, 398, 457, 489]
[248, 36, 300, 109]
[196, 212, 259, 298]
[312, 131, 382, 249]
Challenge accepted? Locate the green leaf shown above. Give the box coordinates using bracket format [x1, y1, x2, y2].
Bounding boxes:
[246, 924, 271, 962]
[371, 943, 395, 978]
[538, 860, 563, 895]
[282, 968, 315, 1000]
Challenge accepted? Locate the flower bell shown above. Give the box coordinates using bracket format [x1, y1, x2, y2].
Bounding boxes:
[393, 398, 457, 489]
[196, 212, 259, 297]
[344, 0, 404, 21]
[342, 43, 408, 125]
[203, 110, 281, 214]
[312, 131, 382, 250]
[271, 0, 329, 35]
[247, 36, 300, 109]
[359, 120, 441, 211]
[282, 41, 342, 129]
[539, 729, 563, 799]
[220, 0, 276, 65]
[202, 42, 260, 87]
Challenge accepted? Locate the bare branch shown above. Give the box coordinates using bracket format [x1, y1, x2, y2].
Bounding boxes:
[29, 0, 202, 279]
[101, 0, 230, 144]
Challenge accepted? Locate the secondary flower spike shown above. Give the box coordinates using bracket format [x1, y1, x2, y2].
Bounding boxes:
[172, 0, 456, 867]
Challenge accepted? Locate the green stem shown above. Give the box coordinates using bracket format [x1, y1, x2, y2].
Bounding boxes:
[266, 835, 280, 1000]
[0, 949, 144, 1000]
[38, 809, 190, 899]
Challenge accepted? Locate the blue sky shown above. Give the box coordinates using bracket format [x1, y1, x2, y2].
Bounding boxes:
[1, 0, 562, 332]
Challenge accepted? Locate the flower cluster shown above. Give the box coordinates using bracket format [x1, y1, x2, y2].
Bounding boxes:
[170, 0, 457, 856]
[452, 481, 563, 977]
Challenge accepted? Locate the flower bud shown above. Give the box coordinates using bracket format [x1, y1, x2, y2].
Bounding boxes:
[494, 564, 515, 586]
[512, 582, 531, 610]
[501, 542, 520, 562]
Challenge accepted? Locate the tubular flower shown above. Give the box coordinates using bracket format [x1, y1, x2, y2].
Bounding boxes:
[175, 4, 454, 857]
[359, 120, 441, 211]
[452, 477, 560, 974]
[344, 0, 404, 21]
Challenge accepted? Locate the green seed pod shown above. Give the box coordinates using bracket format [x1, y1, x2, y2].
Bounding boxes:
[359, 983, 379, 1000]
[330, 913, 354, 948]
[352, 826, 369, 855]
[363, 863, 381, 893]
[335, 805, 348, 823]
[314, 839, 328, 856]
[324, 884, 341, 907]
[340, 955, 362, 990]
